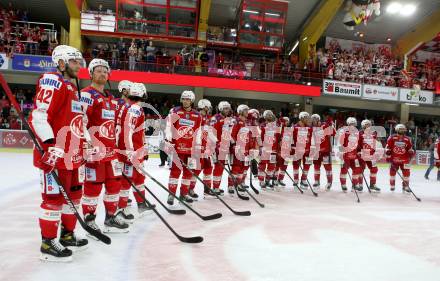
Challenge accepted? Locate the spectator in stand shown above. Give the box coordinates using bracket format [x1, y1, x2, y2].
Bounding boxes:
[128, 40, 137, 71]
[146, 41, 156, 71]
[216, 52, 225, 69]
[111, 44, 119, 68]
[0, 117, 10, 129]
[47, 37, 58, 55]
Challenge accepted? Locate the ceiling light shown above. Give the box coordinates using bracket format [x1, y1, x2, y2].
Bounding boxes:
[265, 12, 280, 17]
[306, 82, 311, 86]
[359, 33, 364, 38]
[243, 9, 259, 14]
[288, 40, 299, 56]
[400, 4, 416, 16]
[386, 2, 402, 14]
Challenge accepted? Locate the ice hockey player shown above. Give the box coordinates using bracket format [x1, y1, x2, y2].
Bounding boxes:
[229, 104, 252, 193]
[385, 124, 415, 193]
[116, 82, 152, 222]
[29, 45, 88, 262]
[292, 112, 313, 190]
[358, 119, 381, 192]
[258, 110, 280, 189]
[80, 58, 128, 234]
[165, 90, 202, 204]
[338, 117, 362, 192]
[247, 108, 261, 180]
[310, 114, 335, 191]
[191, 98, 216, 196]
[210, 101, 234, 195]
[274, 116, 290, 187]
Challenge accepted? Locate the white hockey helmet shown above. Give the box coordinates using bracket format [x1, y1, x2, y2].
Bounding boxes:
[263, 110, 274, 119]
[395, 124, 406, 132]
[129, 83, 147, 98]
[282, 116, 290, 123]
[118, 80, 132, 93]
[52, 45, 83, 66]
[218, 101, 231, 112]
[237, 104, 250, 115]
[361, 119, 372, 128]
[346, 117, 357, 126]
[248, 108, 260, 119]
[180, 90, 195, 102]
[299, 111, 310, 120]
[311, 114, 321, 121]
[88, 58, 111, 77]
[197, 99, 212, 109]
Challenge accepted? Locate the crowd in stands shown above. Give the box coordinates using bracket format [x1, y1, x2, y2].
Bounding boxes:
[0, 2, 58, 57]
[319, 44, 440, 90]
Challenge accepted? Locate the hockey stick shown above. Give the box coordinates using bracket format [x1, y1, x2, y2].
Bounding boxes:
[179, 160, 251, 216]
[0, 74, 112, 245]
[122, 173, 203, 243]
[347, 171, 360, 203]
[143, 185, 186, 215]
[249, 171, 260, 195]
[224, 162, 249, 201]
[223, 161, 265, 208]
[284, 170, 304, 194]
[396, 170, 421, 202]
[361, 172, 372, 193]
[136, 165, 222, 221]
[254, 160, 277, 191]
[299, 165, 318, 197]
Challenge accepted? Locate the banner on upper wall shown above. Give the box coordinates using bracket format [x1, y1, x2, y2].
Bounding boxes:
[12, 54, 57, 72]
[325, 37, 391, 54]
[362, 84, 399, 101]
[323, 79, 362, 98]
[0, 53, 10, 70]
[399, 88, 434, 105]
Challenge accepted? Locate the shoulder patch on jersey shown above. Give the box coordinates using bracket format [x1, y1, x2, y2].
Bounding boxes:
[39, 74, 62, 90]
[79, 91, 93, 105]
[128, 106, 142, 117]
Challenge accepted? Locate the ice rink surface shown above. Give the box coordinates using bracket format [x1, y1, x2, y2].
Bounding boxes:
[1, 151, 440, 281]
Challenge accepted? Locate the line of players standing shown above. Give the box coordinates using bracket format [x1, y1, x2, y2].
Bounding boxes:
[31, 46, 154, 262]
[29, 45, 440, 263]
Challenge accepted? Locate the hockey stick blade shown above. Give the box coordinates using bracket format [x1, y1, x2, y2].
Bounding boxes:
[284, 170, 304, 194]
[124, 174, 204, 243]
[179, 160, 252, 216]
[396, 171, 421, 202]
[249, 172, 260, 194]
[137, 166, 222, 221]
[143, 184, 186, 215]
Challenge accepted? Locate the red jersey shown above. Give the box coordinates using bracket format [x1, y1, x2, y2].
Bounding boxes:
[358, 130, 378, 161]
[198, 114, 216, 156]
[29, 72, 85, 170]
[80, 86, 118, 162]
[386, 134, 414, 164]
[312, 122, 335, 153]
[116, 101, 145, 163]
[211, 114, 236, 153]
[338, 127, 359, 160]
[166, 106, 202, 155]
[293, 124, 313, 154]
[260, 121, 281, 153]
[231, 118, 253, 155]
